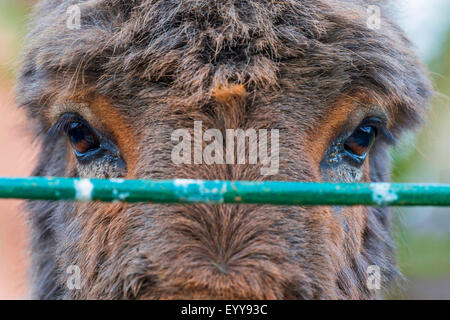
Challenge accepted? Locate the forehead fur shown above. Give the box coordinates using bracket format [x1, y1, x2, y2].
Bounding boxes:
[18, 0, 431, 133]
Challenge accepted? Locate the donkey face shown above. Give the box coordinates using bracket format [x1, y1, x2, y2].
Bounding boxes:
[18, 0, 431, 299]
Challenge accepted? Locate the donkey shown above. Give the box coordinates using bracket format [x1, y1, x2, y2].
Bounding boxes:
[17, 0, 432, 299]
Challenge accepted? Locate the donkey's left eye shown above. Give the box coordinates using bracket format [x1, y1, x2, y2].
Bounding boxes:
[343, 125, 377, 161]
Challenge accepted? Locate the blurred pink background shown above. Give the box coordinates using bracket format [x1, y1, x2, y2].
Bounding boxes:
[0, 81, 32, 299]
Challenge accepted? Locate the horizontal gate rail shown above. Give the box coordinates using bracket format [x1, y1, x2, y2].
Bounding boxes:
[0, 177, 450, 206]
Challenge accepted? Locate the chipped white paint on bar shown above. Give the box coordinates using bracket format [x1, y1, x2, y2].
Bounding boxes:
[173, 179, 198, 188]
[118, 192, 130, 200]
[173, 179, 227, 203]
[74, 179, 94, 202]
[112, 188, 130, 201]
[370, 183, 398, 206]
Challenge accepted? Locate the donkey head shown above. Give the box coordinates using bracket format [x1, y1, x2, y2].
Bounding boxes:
[18, 0, 431, 299]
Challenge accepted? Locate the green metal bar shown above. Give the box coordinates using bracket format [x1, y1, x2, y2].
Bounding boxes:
[0, 177, 449, 206]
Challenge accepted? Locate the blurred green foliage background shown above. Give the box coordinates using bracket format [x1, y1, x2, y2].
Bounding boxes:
[388, 0, 450, 298]
[0, 0, 449, 299]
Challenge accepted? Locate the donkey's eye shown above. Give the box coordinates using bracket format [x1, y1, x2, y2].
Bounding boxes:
[66, 121, 100, 157]
[344, 124, 377, 161]
[49, 113, 102, 160]
[49, 112, 126, 176]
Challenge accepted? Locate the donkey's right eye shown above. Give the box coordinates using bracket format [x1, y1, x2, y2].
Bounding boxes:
[49, 113, 103, 161]
[66, 121, 101, 158]
[49, 112, 127, 176]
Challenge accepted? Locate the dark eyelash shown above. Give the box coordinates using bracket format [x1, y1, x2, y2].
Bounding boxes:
[359, 117, 395, 145]
[47, 113, 86, 138]
[378, 127, 395, 145]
